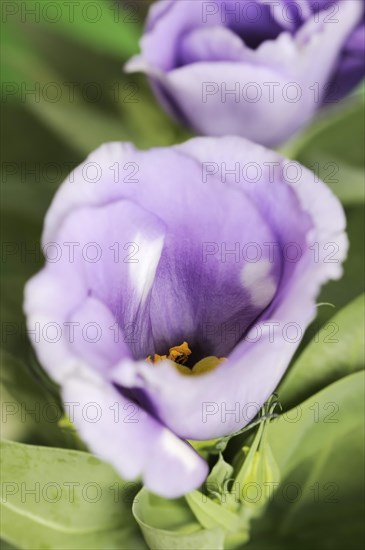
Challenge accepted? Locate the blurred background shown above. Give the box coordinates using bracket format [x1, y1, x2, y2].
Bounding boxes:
[1, 0, 364, 548]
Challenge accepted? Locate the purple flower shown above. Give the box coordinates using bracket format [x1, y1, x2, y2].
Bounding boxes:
[25, 137, 347, 497]
[126, 0, 364, 146]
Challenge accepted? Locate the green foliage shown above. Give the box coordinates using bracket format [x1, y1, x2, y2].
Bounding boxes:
[282, 94, 365, 206]
[246, 372, 365, 550]
[132, 372, 364, 549]
[0, 441, 146, 549]
[279, 294, 365, 407]
[0, 351, 65, 446]
[133, 490, 224, 549]
[282, 92, 365, 334]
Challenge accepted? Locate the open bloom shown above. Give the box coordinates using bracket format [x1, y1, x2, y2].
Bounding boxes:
[25, 137, 347, 497]
[126, 0, 364, 146]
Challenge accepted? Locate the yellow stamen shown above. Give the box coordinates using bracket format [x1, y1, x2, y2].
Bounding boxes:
[146, 342, 226, 376]
[146, 353, 167, 364]
[146, 341, 191, 365]
[167, 341, 192, 364]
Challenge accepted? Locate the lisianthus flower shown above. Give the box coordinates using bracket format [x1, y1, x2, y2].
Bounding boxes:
[126, 0, 364, 146]
[25, 137, 347, 497]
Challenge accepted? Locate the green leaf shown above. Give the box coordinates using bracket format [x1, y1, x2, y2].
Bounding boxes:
[46, 0, 141, 58]
[132, 489, 224, 549]
[0, 441, 146, 549]
[1, 0, 141, 60]
[2, 11, 189, 153]
[0, 540, 17, 550]
[206, 454, 234, 491]
[299, 205, 364, 346]
[5, 44, 130, 154]
[278, 294, 365, 407]
[189, 437, 233, 459]
[245, 372, 365, 549]
[185, 401, 282, 549]
[185, 490, 242, 533]
[283, 98, 365, 205]
[0, 352, 70, 446]
[2, 19, 135, 154]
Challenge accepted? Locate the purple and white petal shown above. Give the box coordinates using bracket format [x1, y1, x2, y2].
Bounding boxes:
[126, 0, 364, 145]
[25, 136, 347, 495]
[62, 364, 208, 498]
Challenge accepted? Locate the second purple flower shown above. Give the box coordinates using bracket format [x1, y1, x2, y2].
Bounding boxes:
[126, 0, 364, 146]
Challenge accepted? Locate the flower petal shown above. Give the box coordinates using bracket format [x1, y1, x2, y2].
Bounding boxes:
[37, 142, 282, 360]
[178, 25, 249, 64]
[111, 137, 348, 440]
[127, 0, 363, 145]
[25, 196, 166, 380]
[62, 364, 208, 498]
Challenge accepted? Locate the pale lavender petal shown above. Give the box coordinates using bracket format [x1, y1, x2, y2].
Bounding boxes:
[25, 194, 166, 380]
[178, 26, 249, 64]
[62, 365, 208, 498]
[126, 0, 364, 145]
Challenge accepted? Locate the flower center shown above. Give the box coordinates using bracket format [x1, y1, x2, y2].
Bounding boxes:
[146, 342, 226, 376]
